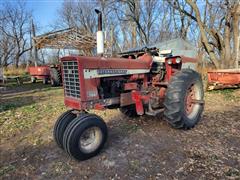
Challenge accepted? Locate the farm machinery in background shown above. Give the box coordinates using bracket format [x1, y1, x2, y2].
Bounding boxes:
[52, 9, 205, 161]
[28, 65, 61, 86]
[207, 69, 240, 90]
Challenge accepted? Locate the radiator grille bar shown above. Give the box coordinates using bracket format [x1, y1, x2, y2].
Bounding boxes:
[62, 61, 80, 99]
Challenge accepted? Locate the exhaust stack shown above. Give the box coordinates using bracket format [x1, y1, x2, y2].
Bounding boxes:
[95, 9, 104, 55]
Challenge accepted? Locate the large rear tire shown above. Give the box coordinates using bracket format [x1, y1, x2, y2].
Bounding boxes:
[119, 105, 139, 118]
[163, 69, 204, 129]
[50, 68, 61, 86]
[53, 110, 77, 149]
[63, 114, 108, 161]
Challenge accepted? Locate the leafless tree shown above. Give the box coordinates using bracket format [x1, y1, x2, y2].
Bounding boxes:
[56, 0, 239, 69]
[112, 0, 161, 46]
[168, 0, 240, 68]
[0, 32, 15, 66]
[0, 1, 32, 68]
[59, 0, 98, 33]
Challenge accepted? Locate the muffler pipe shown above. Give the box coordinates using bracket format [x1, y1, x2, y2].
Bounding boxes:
[95, 9, 104, 55]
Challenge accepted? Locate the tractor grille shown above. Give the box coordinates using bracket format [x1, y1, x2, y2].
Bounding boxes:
[62, 61, 80, 99]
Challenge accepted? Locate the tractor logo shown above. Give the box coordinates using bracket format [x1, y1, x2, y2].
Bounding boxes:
[97, 69, 127, 75]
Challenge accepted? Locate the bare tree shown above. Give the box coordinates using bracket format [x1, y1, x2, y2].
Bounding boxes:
[56, 0, 239, 68]
[167, 0, 194, 40]
[59, 0, 98, 33]
[0, 1, 32, 68]
[0, 32, 15, 66]
[110, 0, 166, 48]
[168, 0, 240, 68]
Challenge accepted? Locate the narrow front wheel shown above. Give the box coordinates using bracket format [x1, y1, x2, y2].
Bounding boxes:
[53, 110, 77, 149]
[63, 114, 108, 161]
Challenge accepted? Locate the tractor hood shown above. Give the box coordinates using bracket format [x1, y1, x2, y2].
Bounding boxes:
[61, 54, 152, 70]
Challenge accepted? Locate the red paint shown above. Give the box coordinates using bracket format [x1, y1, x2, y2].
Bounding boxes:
[61, 54, 152, 69]
[94, 103, 105, 110]
[64, 97, 81, 109]
[185, 85, 195, 115]
[28, 66, 50, 79]
[131, 90, 150, 115]
[124, 82, 138, 90]
[61, 54, 152, 111]
[129, 74, 145, 81]
[131, 91, 144, 115]
[208, 69, 240, 85]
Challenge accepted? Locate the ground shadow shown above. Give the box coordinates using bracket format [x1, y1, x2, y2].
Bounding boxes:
[0, 82, 62, 96]
[0, 95, 40, 113]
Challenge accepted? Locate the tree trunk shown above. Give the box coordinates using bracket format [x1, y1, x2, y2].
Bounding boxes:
[232, 3, 240, 68]
[223, 11, 232, 68]
[186, 0, 220, 68]
[131, 22, 137, 48]
[15, 54, 20, 68]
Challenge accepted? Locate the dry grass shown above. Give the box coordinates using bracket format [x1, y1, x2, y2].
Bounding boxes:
[3, 66, 28, 77]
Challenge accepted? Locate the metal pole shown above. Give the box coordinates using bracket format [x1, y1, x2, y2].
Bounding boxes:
[110, 25, 114, 57]
[95, 9, 104, 56]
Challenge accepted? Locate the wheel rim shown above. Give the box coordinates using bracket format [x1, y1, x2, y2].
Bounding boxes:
[79, 126, 103, 153]
[184, 84, 202, 119]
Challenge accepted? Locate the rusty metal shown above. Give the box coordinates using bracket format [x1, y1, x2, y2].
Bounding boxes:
[28, 66, 50, 79]
[120, 92, 134, 106]
[185, 85, 195, 115]
[208, 69, 240, 89]
[95, 9, 102, 31]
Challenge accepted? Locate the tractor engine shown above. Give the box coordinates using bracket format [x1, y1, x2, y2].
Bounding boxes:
[98, 78, 125, 99]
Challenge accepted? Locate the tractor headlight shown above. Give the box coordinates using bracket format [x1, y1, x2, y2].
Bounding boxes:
[176, 57, 181, 63]
[167, 59, 172, 64]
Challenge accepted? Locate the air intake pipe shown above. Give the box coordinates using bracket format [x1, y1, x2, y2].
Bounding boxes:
[95, 9, 104, 55]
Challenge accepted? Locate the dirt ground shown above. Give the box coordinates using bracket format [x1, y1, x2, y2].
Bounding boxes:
[0, 83, 240, 179]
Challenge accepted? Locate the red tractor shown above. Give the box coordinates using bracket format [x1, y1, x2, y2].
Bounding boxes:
[53, 10, 204, 161]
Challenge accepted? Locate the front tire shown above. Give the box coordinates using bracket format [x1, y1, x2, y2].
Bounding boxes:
[53, 110, 77, 149]
[163, 69, 204, 129]
[63, 114, 108, 161]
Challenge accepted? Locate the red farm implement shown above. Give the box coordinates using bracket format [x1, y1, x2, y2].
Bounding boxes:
[207, 69, 240, 89]
[28, 66, 50, 84]
[28, 65, 62, 86]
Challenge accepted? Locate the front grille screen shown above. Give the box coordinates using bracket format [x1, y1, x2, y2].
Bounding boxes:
[62, 61, 80, 99]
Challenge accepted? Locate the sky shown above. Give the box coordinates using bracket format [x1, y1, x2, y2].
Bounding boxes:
[25, 0, 64, 34]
